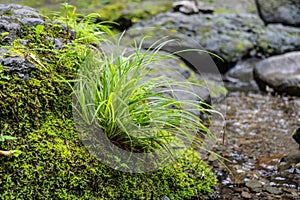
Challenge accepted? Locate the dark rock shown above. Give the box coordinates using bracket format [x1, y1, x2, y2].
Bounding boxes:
[255, 0, 300, 27]
[0, 56, 37, 80]
[127, 12, 300, 72]
[253, 52, 300, 96]
[0, 19, 21, 33]
[292, 128, 300, 146]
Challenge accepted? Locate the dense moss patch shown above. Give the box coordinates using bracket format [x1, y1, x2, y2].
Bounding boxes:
[0, 5, 217, 199]
[1, 115, 216, 199]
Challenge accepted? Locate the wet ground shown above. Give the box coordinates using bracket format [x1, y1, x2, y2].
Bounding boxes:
[204, 91, 300, 199]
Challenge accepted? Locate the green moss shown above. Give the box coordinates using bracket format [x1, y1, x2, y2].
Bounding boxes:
[214, 9, 232, 14]
[0, 8, 216, 199]
[246, 4, 258, 14]
[235, 42, 244, 53]
[204, 80, 228, 98]
[1, 116, 216, 199]
[94, 1, 172, 28]
[97, 3, 125, 21]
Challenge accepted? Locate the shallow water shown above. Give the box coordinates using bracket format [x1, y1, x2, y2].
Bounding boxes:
[205, 91, 300, 199]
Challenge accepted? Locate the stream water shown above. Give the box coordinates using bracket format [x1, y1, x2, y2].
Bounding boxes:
[204, 90, 300, 199]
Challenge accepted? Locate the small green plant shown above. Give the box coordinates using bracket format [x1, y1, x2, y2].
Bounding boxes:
[35, 24, 45, 42]
[56, 3, 114, 44]
[71, 37, 218, 163]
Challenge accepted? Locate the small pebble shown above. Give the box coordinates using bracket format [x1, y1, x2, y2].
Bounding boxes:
[241, 191, 252, 199]
[265, 186, 283, 195]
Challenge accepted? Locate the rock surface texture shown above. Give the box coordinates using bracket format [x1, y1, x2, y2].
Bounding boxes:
[126, 12, 300, 72]
[0, 4, 45, 79]
[0, 4, 44, 45]
[255, 0, 300, 27]
[253, 51, 300, 96]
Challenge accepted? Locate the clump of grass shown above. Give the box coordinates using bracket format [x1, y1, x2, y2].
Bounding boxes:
[71, 35, 218, 171]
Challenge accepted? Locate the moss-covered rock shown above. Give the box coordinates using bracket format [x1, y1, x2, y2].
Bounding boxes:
[90, 1, 172, 30]
[0, 4, 216, 199]
[1, 0, 173, 30]
[255, 0, 300, 27]
[127, 11, 300, 72]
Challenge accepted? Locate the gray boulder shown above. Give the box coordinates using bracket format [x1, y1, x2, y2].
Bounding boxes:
[255, 0, 300, 27]
[126, 12, 300, 72]
[253, 51, 300, 96]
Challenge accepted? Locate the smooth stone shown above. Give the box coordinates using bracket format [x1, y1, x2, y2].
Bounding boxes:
[265, 186, 283, 195]
[253, 52, 300, 96]
[127, 12, 300, 73]
[255, 0, 300, 27]
[241, 191, 252, 199]
[245, 180, 262, 193]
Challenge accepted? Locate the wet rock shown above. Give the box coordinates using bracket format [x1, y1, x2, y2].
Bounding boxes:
[241, 191, 252, 199]
[210, 92, 300, 199]
[0, 56, 37, 80]
[256, 154, 284, 172]
[253, 52, 300, 96]
[265, 186, 283, 195]
[245, 180, 263, 193]
[194, 73, 227, 103]
[292, 128, 300, 146]
[127, 12, 300, 72]
[255, 0, 300, 27]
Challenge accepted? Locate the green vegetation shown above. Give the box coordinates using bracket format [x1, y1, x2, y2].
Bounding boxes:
[73, 39, 214, 155]
[0, 3, 217, 199]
